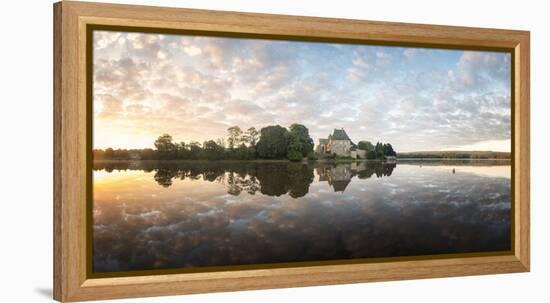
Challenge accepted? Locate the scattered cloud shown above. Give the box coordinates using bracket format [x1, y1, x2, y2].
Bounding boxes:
[183, 45, 202, 56]
[93, 31, 511, 152]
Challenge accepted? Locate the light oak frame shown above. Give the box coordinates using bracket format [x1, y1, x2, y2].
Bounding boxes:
[53, 1, 530, 301]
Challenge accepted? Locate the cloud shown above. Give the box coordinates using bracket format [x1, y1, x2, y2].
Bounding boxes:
[93, 31, 511, 152]
[183, 45, 202, 56]
[346, 55, 371, 81]
[450, 51, 511, 91]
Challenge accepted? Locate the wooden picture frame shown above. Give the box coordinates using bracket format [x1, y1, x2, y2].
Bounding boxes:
[53, 1, 530, 301]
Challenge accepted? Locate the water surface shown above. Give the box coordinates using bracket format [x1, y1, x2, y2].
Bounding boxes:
[92, 160, 511, 273]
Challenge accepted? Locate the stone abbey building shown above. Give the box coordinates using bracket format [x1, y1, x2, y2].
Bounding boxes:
[316, 128, 366, 159]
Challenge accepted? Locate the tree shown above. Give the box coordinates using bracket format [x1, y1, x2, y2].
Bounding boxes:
[104, 147, 114, 159]
[357, 141, 374, 152]
[288, 123, 314, 157]
[234, 143, 250, 160]
[203, 140, 225, 160]
[383, 143, 396, 156]
[188, 141, 201, 159]
[175, 142, 190, 159]
[307, 151, 317, 160]
[227, 126, 242, 149]
[287, 149, 303, 161]
[247, 145, 257, 159]
[138, 148, 156, 160]
[287, 132, 303, 161]
[375, 142, 384, 159]
[216, 138, 225, 148]
[256, 125, 289, 159]
[243, 127, 259, 146]
[154, 134, 177, 159]
[366, 150, 377, 159]
[113, 149, 130, 160]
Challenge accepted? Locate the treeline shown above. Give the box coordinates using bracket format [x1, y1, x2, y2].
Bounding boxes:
[94, 123, 315, 161]
[93, 148, 157, 160]
[356, 141, 396, 159]
[396, 151, 511, 159]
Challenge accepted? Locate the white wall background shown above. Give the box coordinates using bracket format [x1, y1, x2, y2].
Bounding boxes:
[0, 0, 547, 302]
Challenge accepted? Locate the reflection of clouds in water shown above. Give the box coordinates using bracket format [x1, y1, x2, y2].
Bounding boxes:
[395, 162, 511, 179]
[93, 162, 511, 272]
[454, 165, 510, 178]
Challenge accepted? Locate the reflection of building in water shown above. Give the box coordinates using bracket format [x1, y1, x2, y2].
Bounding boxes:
[350, 161, 367, 171]
[317, 164, 353, 192]
[317, 162, 397, 193]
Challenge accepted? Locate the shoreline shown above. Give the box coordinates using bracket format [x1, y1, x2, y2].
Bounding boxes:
[92, 158, 511, 163]
[92, 158, 389, 163]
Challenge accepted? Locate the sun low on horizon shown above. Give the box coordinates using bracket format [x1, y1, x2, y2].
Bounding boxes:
[93, 31, 511, 153]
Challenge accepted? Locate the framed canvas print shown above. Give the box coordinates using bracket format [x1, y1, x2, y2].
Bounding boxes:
[53, 1, 530, 302]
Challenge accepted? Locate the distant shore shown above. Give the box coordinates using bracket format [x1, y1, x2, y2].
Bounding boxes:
[397, 158, 510, 161]
[396, 150, 510, 160]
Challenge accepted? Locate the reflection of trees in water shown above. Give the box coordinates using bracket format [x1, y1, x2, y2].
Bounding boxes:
[154, 169, 177, 187]
[255, 163, 314, 198]
[153, 165, 226, 187]
[94, 160, 396, 197]
[317, 162, 396, 192]
[227, 173, 260, 196]
[356, 162, 396, 179]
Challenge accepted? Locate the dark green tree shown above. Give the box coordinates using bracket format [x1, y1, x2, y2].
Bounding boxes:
[287, 149, 303, 161]
[357, 141, 375, 152]
[175, 142, 190, 159]
[188, 141, 202, 159]
[383, 143, 396, 156]
[256, 125, 289, 159]
[234, 143, 250, 160]
[375, 142, 385, 159]
[203, 140, 225, 160]
[286, 132, 303, 161]
[288, 123, 314, 157]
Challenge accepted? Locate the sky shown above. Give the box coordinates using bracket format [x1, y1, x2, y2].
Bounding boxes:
[93, 30, 511, 152]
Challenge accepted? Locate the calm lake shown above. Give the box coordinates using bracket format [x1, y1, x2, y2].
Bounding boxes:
[92, 160, 511, 273]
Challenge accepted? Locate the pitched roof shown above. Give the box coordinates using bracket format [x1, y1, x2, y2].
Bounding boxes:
[319, 138, 328, 144]
[332, 129, 351, 141]
[331, 180, 351, 192]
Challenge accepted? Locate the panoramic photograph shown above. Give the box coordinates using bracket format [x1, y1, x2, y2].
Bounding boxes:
[91, 30, 512, 273]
